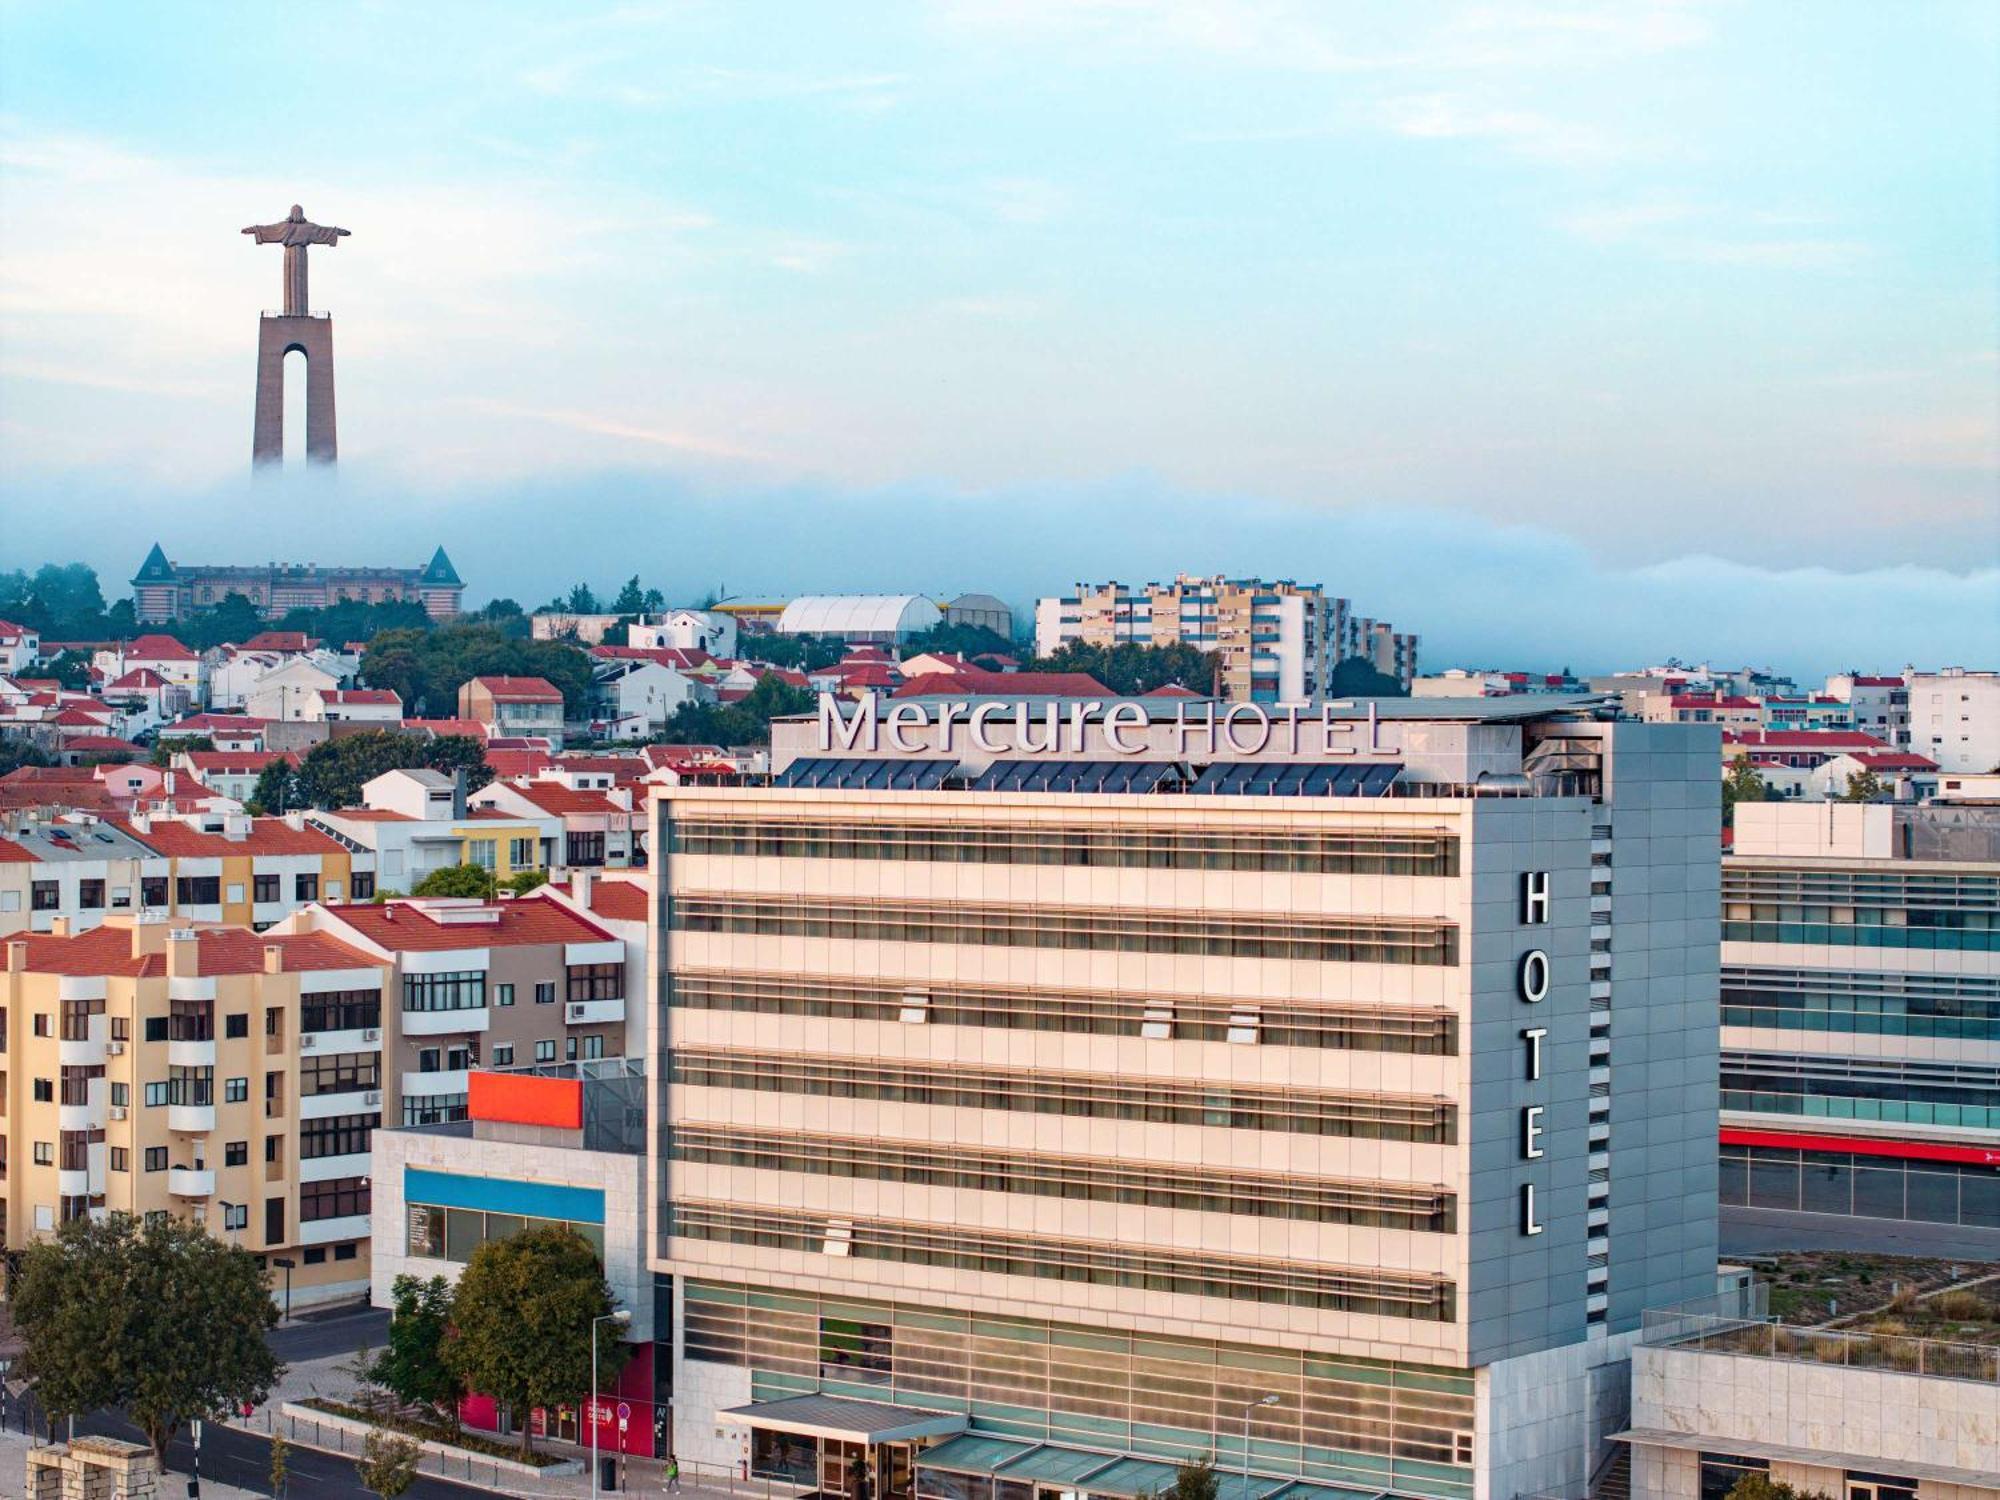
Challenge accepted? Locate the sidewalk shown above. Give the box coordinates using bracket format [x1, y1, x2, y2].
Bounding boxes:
[231, 1354, 792, 1500]
[0, 1421, 264, 1500]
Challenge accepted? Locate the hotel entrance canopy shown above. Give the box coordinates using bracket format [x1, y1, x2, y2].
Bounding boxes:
[719, 1396, 968, 1445]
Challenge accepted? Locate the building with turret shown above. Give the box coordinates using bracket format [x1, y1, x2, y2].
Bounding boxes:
[131, 544, 464, 624]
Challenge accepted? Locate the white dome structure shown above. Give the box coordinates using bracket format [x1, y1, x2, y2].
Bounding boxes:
[775, 594, 943, 643]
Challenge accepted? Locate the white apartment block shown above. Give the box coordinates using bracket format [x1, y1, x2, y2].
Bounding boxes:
[649, 691, 1721, 1500]
[1905, 669, 2000, 773]
[1720, 801, 2000, 1254]
[1034, 577, 1341, 704]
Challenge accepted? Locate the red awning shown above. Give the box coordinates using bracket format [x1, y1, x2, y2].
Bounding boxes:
[1721, 1126, 2000, 1168]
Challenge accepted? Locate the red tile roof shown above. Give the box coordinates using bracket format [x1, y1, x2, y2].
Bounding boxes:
[10, 923, 380, 978]
[502, 784, 631, 816]
[184, 749, 299, 773]
[324, 894, 614, 951]
[1725, 730, 1888, 751]
[552, 877, 648, 922]
[894, 668, 1110, 698]
[126, 635, 198, 661]
[323, 689, 402, 705]
[1847, 676, 1904, 688]
[406, 718, 488, 739]
[469, 675, 562, 702]
[0, 834, 38, 864]
[484, 749, 557, 779]
[118, 817, 349, 857]
[61, 735, 141, 753]
[107, 668, 168, 690]
[1143, 683, 1204, 698]
[1670, 695, 1758, 709]
[241, 632, 315, 652]
[1848, 752, 1938, 771]
[172, 714, 272, 735]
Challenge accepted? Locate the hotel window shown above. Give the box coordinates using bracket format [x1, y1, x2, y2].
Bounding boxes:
[254, 874, 281, 904]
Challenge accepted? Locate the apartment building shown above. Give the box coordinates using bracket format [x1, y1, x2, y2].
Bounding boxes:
[458, 676, 565, 745]
[1906, 668, 2000, 773]
[274, 893, 639, 1127]
[312, 769, 555, 894]
[1, 916, 391, 1307]
[650, 692, 1719, 1500]
[1346, 616, 1421, 693]
[1825, 674, 1911, 748]
[470, 774, 646, 870]
[1719, 800, 2000, 1253]
[119, 812, 376, 926]
[0, 817, 166, 938]
[1034, 576, 1340, 704]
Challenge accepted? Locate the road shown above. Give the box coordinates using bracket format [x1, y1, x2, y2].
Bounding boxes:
[16, 1300, 500, 1500]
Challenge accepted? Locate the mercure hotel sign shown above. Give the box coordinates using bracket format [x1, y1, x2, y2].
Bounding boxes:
[815, 692, 1382, 759]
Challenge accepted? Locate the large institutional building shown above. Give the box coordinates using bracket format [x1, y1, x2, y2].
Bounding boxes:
[131, 544, 464, 624]
[649, 691, 1720, 1500]
[1718, 798, 2000, 1252]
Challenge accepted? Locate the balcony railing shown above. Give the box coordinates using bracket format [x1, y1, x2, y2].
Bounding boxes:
[1642, 1300, 2000, 1384]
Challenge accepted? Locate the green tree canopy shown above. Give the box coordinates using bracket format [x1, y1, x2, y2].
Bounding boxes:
[13, 1214, 281, 1459]
[1723, 752, 1770, 825]
[1724, 1475, 1836, 1500]
[46, 650, 94, 690]
[1324, 656, 1409, 697]
[290, 731, 492, 811]
[0, 736, 54, 775]
[151, 734, 215, 768]
[740, 634, 846, 672]
[360, 624, 594, 719]
[652, 672, 813, 747]
[1839, 767, 1887, 802]
[410, 863, 497, 899]
[248, 758, 303, 816]
[355, 1430, 423, 1499]
[370, 1274, 462, 1420]
[445, 1224, 622, 1455]
[1022, 641, 1213, 696]
[176, 592, 265, 651]
[899, 621, 1017, 661]
[0, 563, 120, 640]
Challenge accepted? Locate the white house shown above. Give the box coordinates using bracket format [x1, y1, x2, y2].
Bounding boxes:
[591, 658, 707, 736]
[309, 688, 404, 724]
[1806, 750, 1941, 802]
[0, 618, 40, 675]
[244, 656, 343, 720]
[630, 608, 738, 659]
[92, 635, 203, 698]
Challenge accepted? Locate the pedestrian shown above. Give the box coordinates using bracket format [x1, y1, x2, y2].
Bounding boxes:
[666, 1454, 682, 1493]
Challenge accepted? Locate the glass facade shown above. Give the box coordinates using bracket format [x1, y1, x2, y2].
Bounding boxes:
[684, 1280, 1474, 1498]
[1718, 1144, 2000, 1227]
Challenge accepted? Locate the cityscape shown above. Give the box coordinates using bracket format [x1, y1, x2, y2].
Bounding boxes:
[1, 7, 1997, 1500]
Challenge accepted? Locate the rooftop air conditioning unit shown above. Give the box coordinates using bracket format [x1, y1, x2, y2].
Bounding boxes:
[299, 1035, 316, 1048]
[364, 1090, 382, 1106]
[363, 1028, 381, 1042]
[106, 1041, 126, 1055]
[109, 1105, 128, 1121]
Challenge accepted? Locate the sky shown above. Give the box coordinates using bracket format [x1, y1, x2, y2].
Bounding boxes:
[1, 0, 1995, 676]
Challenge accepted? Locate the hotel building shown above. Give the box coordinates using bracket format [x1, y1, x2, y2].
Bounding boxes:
[1719, 799, 2000, 1252]
[1, 915, 391, 1307]
[649, 693, 1721, 1500]
[1033, 578, 1343, 705]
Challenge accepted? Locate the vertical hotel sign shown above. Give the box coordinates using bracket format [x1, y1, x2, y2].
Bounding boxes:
[1518, 869, 1551, 1236]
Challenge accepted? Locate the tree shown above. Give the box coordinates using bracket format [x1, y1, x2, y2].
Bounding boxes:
[653, 672, 813, 747]
[411, 864, 497, 899]
[151, 735, 214, 768]
[565, 583, 601, 614]
[46, 651, 93, 690]
[1023, 641, 1213, 696]
[179, 592, 265, 651]
[289, 731, 492, 810]
[12, 1214, 281, 1462]
[445, 1224, 620, 1456]
[899, 621, 1016, 661]
[0, 736, 53, 776]
[611, 576, 649, 615]
[355, 1429, 423, 1499]
[371, 1275, 462, 1422]
[1323, 656, 1409, 698]
[1839, 768, 1887, 802]
[269, 1433, 291, 1500]
[1151, 1456, 1219, 1500]
[359, 624, 594, 719]
[505, 867, 550, 895]
[248, 757, 303, 816]
[1722, 753, 1769, 825]
[1724, 1475, 1836, 1500]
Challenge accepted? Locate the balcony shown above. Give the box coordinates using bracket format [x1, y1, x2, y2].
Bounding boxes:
[299, 1027, 383, 1055]
[168, 1167, 215, 1198]
[58, 1023, 109, 1068]
[300, 1152, 371, 1184]
[168, 1103, 217, 1133]
[59, 1099, 106, 1132]
[403, 1068, 469, 1099]
[168, 1038, 217, 1068]
[300, 1088, 380, 1120]
[565, 997, 624, 1025]
[58, 1168, 90, 1197]
[401, 1007, 489, 1037]
[298, 1213, 371, 1246]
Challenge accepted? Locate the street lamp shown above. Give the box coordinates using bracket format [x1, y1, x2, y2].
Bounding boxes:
[1239, 1394, 1279, 1497]
[591, 1309, 633, 1500]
